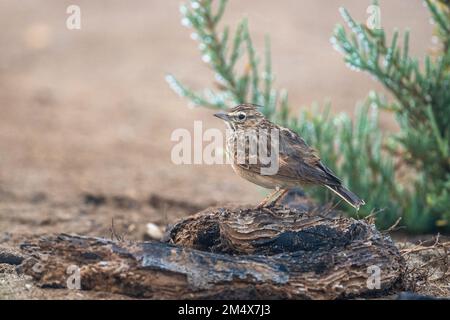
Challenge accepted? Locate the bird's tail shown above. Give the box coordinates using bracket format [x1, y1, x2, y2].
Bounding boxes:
[325, 184, 365, 210]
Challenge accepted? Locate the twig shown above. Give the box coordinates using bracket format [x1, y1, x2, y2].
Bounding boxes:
[384, 216, 403, 233]
[110, 218, 124, 242]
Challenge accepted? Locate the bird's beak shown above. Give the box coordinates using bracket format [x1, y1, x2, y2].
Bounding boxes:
[214, 112, 230, 121]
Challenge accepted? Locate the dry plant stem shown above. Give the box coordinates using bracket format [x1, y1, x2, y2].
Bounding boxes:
[109, 218, 124, 242]
[401, 235, 450, 292]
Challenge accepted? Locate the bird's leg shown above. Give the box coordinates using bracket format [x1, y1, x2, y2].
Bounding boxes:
[265, 189, 288, 207]
[256, 187, 283, 209]
[256, 189, 279, 209]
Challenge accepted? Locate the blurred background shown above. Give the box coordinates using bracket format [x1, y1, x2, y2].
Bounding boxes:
[0, 1, 432, 237]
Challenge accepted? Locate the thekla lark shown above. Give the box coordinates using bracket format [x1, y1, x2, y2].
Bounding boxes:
[214, 104, 365, 209]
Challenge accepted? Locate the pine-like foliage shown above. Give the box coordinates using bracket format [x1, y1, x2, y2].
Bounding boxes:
[332, 0, 450, 232]
[167, 0, 450, 233]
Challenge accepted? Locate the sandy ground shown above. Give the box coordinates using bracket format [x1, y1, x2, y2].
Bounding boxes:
[0, 0, 445, 299]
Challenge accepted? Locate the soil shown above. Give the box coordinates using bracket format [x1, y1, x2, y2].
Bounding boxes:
[0, 1, 447, 299]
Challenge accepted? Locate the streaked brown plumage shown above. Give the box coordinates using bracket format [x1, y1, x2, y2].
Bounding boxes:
[214, 103, 365, 209]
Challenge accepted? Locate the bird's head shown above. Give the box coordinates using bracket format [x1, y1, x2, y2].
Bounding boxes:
[214, 104, 266, 131]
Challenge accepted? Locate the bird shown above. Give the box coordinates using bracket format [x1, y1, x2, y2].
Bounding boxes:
[214, 103, 365, 210]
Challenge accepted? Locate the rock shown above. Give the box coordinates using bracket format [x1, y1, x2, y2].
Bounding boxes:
[0, 247, 25, 265]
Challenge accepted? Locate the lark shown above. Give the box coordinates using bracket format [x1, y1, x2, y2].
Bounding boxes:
[214, 103, 365, 209]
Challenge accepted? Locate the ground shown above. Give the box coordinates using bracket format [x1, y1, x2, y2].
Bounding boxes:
[0, 0, 447, 299]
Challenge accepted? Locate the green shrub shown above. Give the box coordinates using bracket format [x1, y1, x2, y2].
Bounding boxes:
[167, 0, 450, 233]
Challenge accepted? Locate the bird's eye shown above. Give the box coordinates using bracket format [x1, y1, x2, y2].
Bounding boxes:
[237, 112, 246, 121]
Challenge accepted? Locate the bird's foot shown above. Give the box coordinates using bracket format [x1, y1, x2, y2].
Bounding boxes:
[256, 189, 288, 210]
[256, 201, 272, 210]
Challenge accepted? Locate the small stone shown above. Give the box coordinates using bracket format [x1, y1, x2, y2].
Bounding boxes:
[146, 223, 164, 240]
[0, 247, 25, 265]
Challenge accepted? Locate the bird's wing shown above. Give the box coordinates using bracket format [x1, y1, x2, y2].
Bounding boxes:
[275, 127, 342, 185]
[231, 126, 342, 186]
